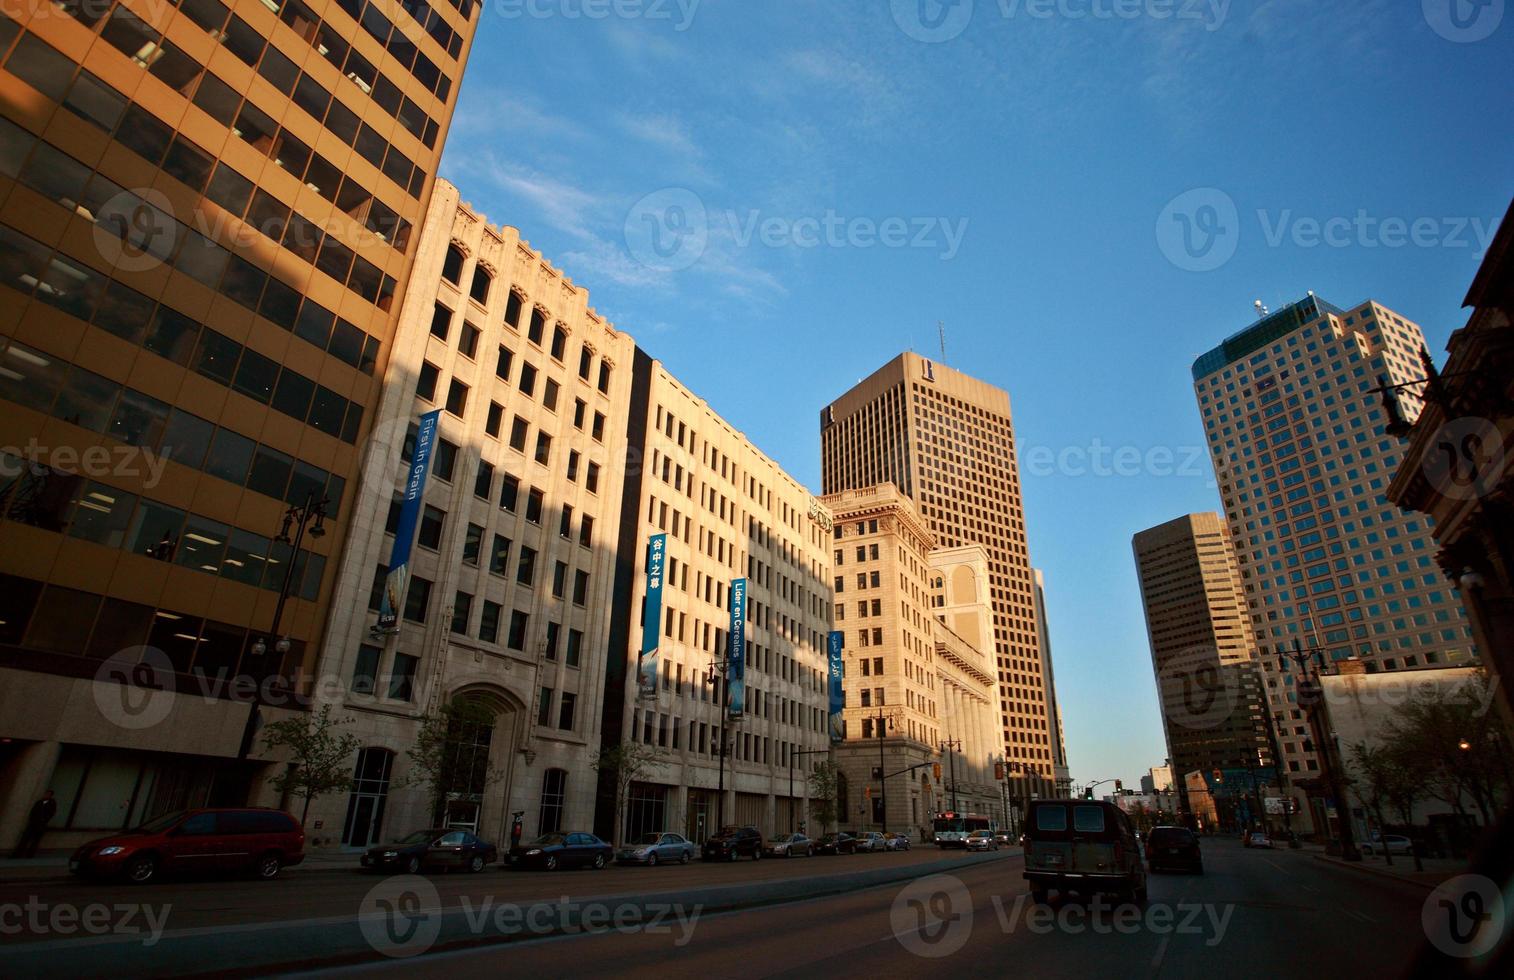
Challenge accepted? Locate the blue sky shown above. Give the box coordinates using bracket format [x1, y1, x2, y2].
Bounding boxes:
[439, 0, 1513, 788]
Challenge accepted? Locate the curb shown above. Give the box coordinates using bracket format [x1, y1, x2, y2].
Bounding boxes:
[1309, 853, 1449, 891]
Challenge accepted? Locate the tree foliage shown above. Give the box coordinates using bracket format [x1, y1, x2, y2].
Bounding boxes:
[260, 703, 361, 825]
[591, 740, 662, 846]
[404, 699, 504, 826]
[808, 760, 841, 833]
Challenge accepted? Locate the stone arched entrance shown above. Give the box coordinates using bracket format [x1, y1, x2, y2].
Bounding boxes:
[437, 685, 526, 843]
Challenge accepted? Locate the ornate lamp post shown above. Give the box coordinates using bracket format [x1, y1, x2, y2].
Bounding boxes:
[1280, 638, 1361, 861]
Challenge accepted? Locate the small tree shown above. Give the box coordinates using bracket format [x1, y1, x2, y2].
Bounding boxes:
[260, 703, 361, 825]
[592, 740, 662, 846]
[404, 699, 503, 826]
[808, 760, 841, 834]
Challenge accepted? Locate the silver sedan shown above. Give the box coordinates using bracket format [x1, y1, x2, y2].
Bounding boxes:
[615, 832, 695, 866]
[764, 833, 813, 858]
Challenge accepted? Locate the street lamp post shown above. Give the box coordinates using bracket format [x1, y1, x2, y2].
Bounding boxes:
[1281, 638, 1361, 862]
[939, 738, 962, 812]
[872, 706, 900, 834]
[706, 655, 736, 831]
[237, 492, 328, 763]
[789, 747, 830, 833]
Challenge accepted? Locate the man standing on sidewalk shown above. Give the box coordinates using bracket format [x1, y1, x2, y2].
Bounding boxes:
[11, 790, 56, 858]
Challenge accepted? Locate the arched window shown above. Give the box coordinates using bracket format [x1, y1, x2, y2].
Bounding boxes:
[539, 768, 567, 834]
[442, 244, 465, 284]
[469, 265, 492, 304]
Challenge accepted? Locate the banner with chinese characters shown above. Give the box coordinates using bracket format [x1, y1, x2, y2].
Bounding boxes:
[636, 533, 667, 700]
[727, 578, 747, 719]
[378, 410, 441, 630]
[828, 631, 845, 741]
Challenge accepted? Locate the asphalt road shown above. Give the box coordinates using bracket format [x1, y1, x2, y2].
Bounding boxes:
[305, 839, 1438, 980]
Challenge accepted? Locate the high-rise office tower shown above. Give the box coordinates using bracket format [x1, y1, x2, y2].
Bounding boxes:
[1193, 295, 1477, 784]
[821, 353, 1056, 795]
[1132, 514, 1274, 819]
[0, 0, 477, 849]
[1032, 569, 1072, 793]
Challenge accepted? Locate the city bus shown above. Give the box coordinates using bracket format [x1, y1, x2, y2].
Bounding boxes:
[932, 811, 994, 847]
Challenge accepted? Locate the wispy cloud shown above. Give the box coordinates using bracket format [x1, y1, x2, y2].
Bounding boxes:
[445, 151, 604, 240]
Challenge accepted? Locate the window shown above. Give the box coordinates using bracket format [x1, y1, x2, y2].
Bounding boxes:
[551, 561, 567, 598]
[586, 463, 600, 494]
[543, 379, 559, 412]
[417, 361, 439, 400]
[351, 644, 381, 695]
[519, 362, 537, 397]
[499, 474, 520, 512]
[597, 362, 611, 394]
[489, 534, 512, 575]
[573, 399, 586, 429]
[559, 505, 574, 539]
[451, 591, 472, 635]
[534, 432, 552, 465]
[433, 439, 457, 482]
[573, 570, 589, 605]
[459, 322, 480, 359]
[479, 601, 502, 643]
[567, 450, 580, 483]
[469, 266, 491, 304]
[445, 379, 468, 417]
[504, 291, 524, 329]
[473, 461, 493, 500]
[508, 609, 529, 650]
[578, 347, 592, 380]
[509, 416, 529, 452]
[517, 546, 537, 586]
[388, 652, 419, 700]
[579, 516, 594, 548]
[558, 692, 576, 731]
[430, 302, 451, 341]
[566, 629, 583, 667]
[403, 575, 432, 623]
[486, 401, 503, 437]
[442, 244, 464, 284]
[544, 620, 561, 660]
[528, 307, 546, 345]
[417, 505, 444, 549]
[496, 345, 513, 382]
[539, 768, 566, 833]
[551, 326, 567, 361]
[526, 488, 544, 523]
[591, 412, 605, 442]
[462, 523, 483, 565]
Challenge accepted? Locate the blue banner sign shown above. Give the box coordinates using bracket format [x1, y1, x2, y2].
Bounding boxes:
[828, 631, 845, 741]
[636, 534, 667, 700]
[727, 578, 747, 719]
[378, 410, 441, 630]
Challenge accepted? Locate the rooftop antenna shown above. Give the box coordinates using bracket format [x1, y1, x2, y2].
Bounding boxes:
[1254, 300, 1269, 319]
[937, 321, 947, 359]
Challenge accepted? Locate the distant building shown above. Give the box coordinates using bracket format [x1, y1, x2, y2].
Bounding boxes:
[1133, 514, 1277, 828]
[1033, 569, 1073, 794]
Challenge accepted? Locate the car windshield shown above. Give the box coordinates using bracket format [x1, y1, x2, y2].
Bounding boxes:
[134, 810, 188, 834]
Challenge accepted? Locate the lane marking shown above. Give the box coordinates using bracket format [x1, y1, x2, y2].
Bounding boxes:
[1151, 934, 1170, 969]
[1261, 858, 1291, 875]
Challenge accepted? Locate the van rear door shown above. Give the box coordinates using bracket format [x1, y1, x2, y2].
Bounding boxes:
[1068, 804, 1120, 875]
[1025, 803, 1072, 874]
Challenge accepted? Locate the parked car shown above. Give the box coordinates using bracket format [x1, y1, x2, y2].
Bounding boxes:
[1248, 832, 1274, 850]
[764, 833, 812, 858]
[850, 831, 887, 853]
[70, 808, 304, 884]
[965, 830, 999, 851]
[814, 832, 859, 855]
[362, 829, 497, 874]
[883, 832, 911, 851]
[702, 826, 764, 861]
[1022, 799, 1147, 904]
[1361, 834, 1413, 856]
[616, 832, 695, 865]
[1145, 826, 1203, 874]
[507, 832, 612, 870]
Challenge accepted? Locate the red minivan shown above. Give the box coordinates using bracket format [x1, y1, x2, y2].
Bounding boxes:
[70, 808, 305, 884]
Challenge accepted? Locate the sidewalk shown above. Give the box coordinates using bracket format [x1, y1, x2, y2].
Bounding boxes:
[0, 848, 362, 882]
[1311, 850, 1465, 890]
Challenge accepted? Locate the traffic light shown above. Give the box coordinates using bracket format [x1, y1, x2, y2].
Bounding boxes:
[1212, 769, 1224, 784]
[1084, 787, 1094, 800]
[933, 763, 942, 781]
[994, 762, 1005, 780]
[1115, 779, 1123, 792]
[864, 786, 872, 800]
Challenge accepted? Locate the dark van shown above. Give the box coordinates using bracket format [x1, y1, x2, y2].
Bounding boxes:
[70, 808, 306, 884]
[1146, 826, 1203, 874]
[1022, 799, 1146, 903]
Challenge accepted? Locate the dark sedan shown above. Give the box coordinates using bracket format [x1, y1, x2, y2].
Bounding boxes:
[1146, 826, 1203, 874]
[813, 832, 859, 855]
[361, 829, 497, 874]
[507, 832, 612, 871]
